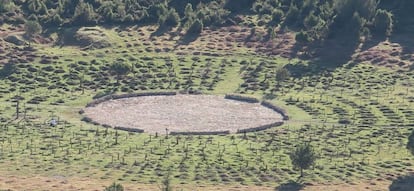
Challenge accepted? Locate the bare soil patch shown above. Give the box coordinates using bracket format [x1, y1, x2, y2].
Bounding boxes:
[0, 174, 397, 191]
[84, 95, 283, 134]
[353, 37, 414, 70]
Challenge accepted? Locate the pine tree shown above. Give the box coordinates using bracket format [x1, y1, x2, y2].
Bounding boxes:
[24, 20, 42, 38]
[373, 9, 393, 36]
[187, 19, 203, 35]
[290, 143, 316, 177]
[110, 61, 131, 84]
[163, 8, 180, 27]
[72, 0, 98, 25]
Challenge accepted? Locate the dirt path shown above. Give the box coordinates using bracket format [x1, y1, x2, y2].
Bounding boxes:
[0, 174, 396, 191]
[0, 175, 274, 191]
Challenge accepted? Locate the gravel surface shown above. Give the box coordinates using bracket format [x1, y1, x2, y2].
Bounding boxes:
[84, 95, 283, 133]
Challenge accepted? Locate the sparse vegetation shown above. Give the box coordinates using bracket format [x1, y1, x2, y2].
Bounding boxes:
[0, 0, 413, 190]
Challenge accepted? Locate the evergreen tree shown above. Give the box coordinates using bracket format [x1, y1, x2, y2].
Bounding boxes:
[163, 8, 180, 27]
[373, 9, 393, 36]
[98, 1, 116, 21]
[270, 9, 284, 26]
[348, 12, 366, 38]
[110, 61, 131, 84]
[0, 0, 14, 13]
[187, 19, 203, 35]
[160, 170, 172, 191]
[275, 67, 291, 86]
[72, 0, 98, 25]
[184, 3, 194, 20]
[303, 12, 321, 30]
[295, 30, 312, 43]
[284, 4, 300, 27]
[24, 20, 42, 38]
[290, 143, 317, 177]
[224, 0, 255, 13]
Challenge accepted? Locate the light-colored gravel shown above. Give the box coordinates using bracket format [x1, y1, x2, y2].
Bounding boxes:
[83, 95, 283, 133]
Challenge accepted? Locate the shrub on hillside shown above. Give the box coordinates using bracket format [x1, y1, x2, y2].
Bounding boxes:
[373, 9, 393, 36]
[24, 20, 42, 38]
[187, 19, 203, 35]
[104, 182, 123, 191]
[162, 8, 180, 27]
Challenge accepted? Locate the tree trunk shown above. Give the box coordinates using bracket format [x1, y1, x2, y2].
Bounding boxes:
[16, 101, 19, 119]
[300, 168, 303, 177]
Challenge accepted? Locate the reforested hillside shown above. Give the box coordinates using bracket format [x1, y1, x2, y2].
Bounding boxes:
[2, 1, 414, 191]
[0, 0, 412, 43]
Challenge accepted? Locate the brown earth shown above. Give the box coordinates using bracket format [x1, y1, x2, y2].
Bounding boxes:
[354, 36, 414, 70]
[2, 23, 412, 70]
[119, 25, 413, 70]
[0, 174, 400, 191]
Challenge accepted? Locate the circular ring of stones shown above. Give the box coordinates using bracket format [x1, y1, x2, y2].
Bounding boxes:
[83, 94, 284, 134]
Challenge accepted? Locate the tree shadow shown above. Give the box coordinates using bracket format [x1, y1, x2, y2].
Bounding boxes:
[275, 180, 304, 191]
[244, 27, 256, 43]
[286, 35, 360, 78]
[150, 25, 173, 37]
[0, 63, 16, 79]
[389, 174, 414, 191]
[389, 33, 414, 57]
[358, 34, 387, 52]
[52, 27, 80, 47]
[176, 32, 200, 46]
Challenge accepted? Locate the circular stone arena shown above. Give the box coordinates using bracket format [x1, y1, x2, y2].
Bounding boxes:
[83, 95, 284, 134]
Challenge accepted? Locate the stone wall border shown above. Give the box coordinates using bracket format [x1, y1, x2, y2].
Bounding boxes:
[82, 92, 288, 135]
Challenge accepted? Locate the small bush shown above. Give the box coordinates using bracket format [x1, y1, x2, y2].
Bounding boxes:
[81, 117, 92, 123]
[295, 31, 312, 43]
[104, 182, 123, 191]
[338, 118, 351, 124]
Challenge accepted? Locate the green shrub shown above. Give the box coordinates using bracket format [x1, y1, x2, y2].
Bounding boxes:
[270, 9, 284, 25]
[104, 182, 124, 191]
[373, 9, 393, 36]
[163, 8, 180, 27]
[24, 20, 42, 38]
[187, 19, 203, 35]
[295, 31, 311, 43]
[0, 0, 15, 13]
[290, 143, 317, 177]
[110, 62, 131, 83]
[284, 4, 299, 26]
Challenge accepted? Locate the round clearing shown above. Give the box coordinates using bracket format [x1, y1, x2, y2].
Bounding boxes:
[83, 95, 284, 134]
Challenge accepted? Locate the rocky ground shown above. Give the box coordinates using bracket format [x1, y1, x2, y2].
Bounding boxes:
[84, 95, 283, 134]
